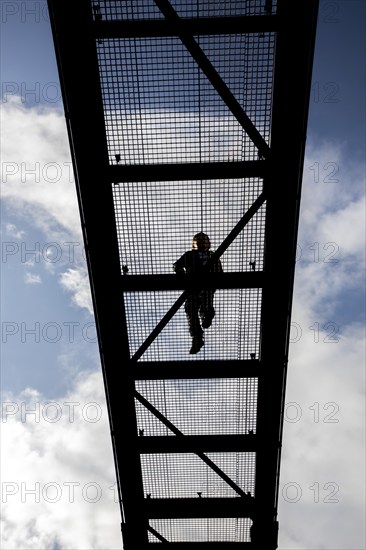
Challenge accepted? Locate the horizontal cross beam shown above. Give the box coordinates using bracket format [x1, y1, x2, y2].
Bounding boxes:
[139, 544, 252, 549]
[121, 272, 264, 292]
[132, 359, 260, 379]
[94, 15, 277, 39]
[138, 434, 257, 453]
[144, 496, 254, 519]
[109, 160, 267, 183]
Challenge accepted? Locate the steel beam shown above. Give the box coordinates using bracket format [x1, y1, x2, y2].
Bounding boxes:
[132, 359, 260, 379]
[121, 272, 264, 292]
[144, 497, 254, 519]
[147, 525, 169, 543]
[109, 160, 267, 182]
[47, 1, 149, 546]
[254, 0, 320, 544]
[139, 544, 253, 549]
[137, 434, 257, 454]
[94, 15, 277, 39]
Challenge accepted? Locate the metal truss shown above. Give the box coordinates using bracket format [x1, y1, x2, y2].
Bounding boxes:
[47, 1, 319, 547]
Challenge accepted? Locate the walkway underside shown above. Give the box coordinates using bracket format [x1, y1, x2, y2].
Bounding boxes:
[48, 1, 319, 547]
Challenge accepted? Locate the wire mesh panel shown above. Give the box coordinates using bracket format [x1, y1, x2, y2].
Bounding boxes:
[199, 33, 275, 145]
[97, 32, 274, 164]
[124, 288, 262, 361]
[135, 378, 258, 436]
[93, 0, 277, 21]
[148, 517, 253, 542]
[113, 179, 265, 275]
[141, 452, 256, 498]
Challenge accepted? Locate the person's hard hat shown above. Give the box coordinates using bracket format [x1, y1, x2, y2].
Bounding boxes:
[192, 232, 211, 251]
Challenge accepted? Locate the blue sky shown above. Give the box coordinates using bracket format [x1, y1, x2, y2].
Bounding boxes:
[1, 1, 365, 549]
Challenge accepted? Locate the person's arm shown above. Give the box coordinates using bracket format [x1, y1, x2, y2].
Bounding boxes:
[173, 252, 187, 274]
[209, 251, 223, 273]
[209, 252, 222, 293]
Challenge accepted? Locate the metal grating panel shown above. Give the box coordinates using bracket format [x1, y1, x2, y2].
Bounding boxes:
[148, 517, 253, 542]
[93, 0, 277, 21]
[112, 180, 265, 275]
[125, 289, 262, 361]
[141, 452, 256, 498]
[135, 378, 258, 436]
[97, 33, 274, 165]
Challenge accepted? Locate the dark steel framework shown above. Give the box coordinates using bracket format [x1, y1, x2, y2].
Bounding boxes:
[47, 1, 319, 547]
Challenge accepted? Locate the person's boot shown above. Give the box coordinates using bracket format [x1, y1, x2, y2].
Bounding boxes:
[201, 316, 212, 329]
[201, 307, 215, 329]
[189, 336, 204, 354]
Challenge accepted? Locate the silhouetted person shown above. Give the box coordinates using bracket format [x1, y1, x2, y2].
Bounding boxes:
[173, 232, 223, 354]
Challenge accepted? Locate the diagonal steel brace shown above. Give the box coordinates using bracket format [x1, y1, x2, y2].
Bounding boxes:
[147, 524, 169, 543]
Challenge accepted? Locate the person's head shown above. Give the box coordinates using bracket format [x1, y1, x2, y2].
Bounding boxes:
[192, 232, 211, 251]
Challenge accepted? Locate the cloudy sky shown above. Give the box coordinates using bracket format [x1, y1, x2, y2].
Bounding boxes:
[1, 1, 365, 549]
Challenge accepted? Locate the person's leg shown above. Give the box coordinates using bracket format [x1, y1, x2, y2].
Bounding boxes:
[185, 295, 204, 354]
[199, 290, 215, 329]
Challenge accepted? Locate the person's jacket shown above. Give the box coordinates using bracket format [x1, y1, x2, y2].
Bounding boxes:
[173, 250, 223, 275]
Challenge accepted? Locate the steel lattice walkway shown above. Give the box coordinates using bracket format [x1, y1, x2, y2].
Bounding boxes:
[48, 1, 319, 548]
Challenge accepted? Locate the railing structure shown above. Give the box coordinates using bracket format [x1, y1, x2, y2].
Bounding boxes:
[47, 1, 319, 547]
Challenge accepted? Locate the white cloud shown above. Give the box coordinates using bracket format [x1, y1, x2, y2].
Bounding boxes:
[277, 138, 366, 549]
[294, 138, 365, 318]
[24, 272, 42, 285]
[1, 96, 81, 241]
[4, 223, 26, 239]
[59, 268, 94, 315]
[0, 371, 122, 550]
[300, 139, 364, 223]
[319, 194, 365, 258]
[1, 97, 91, 313]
